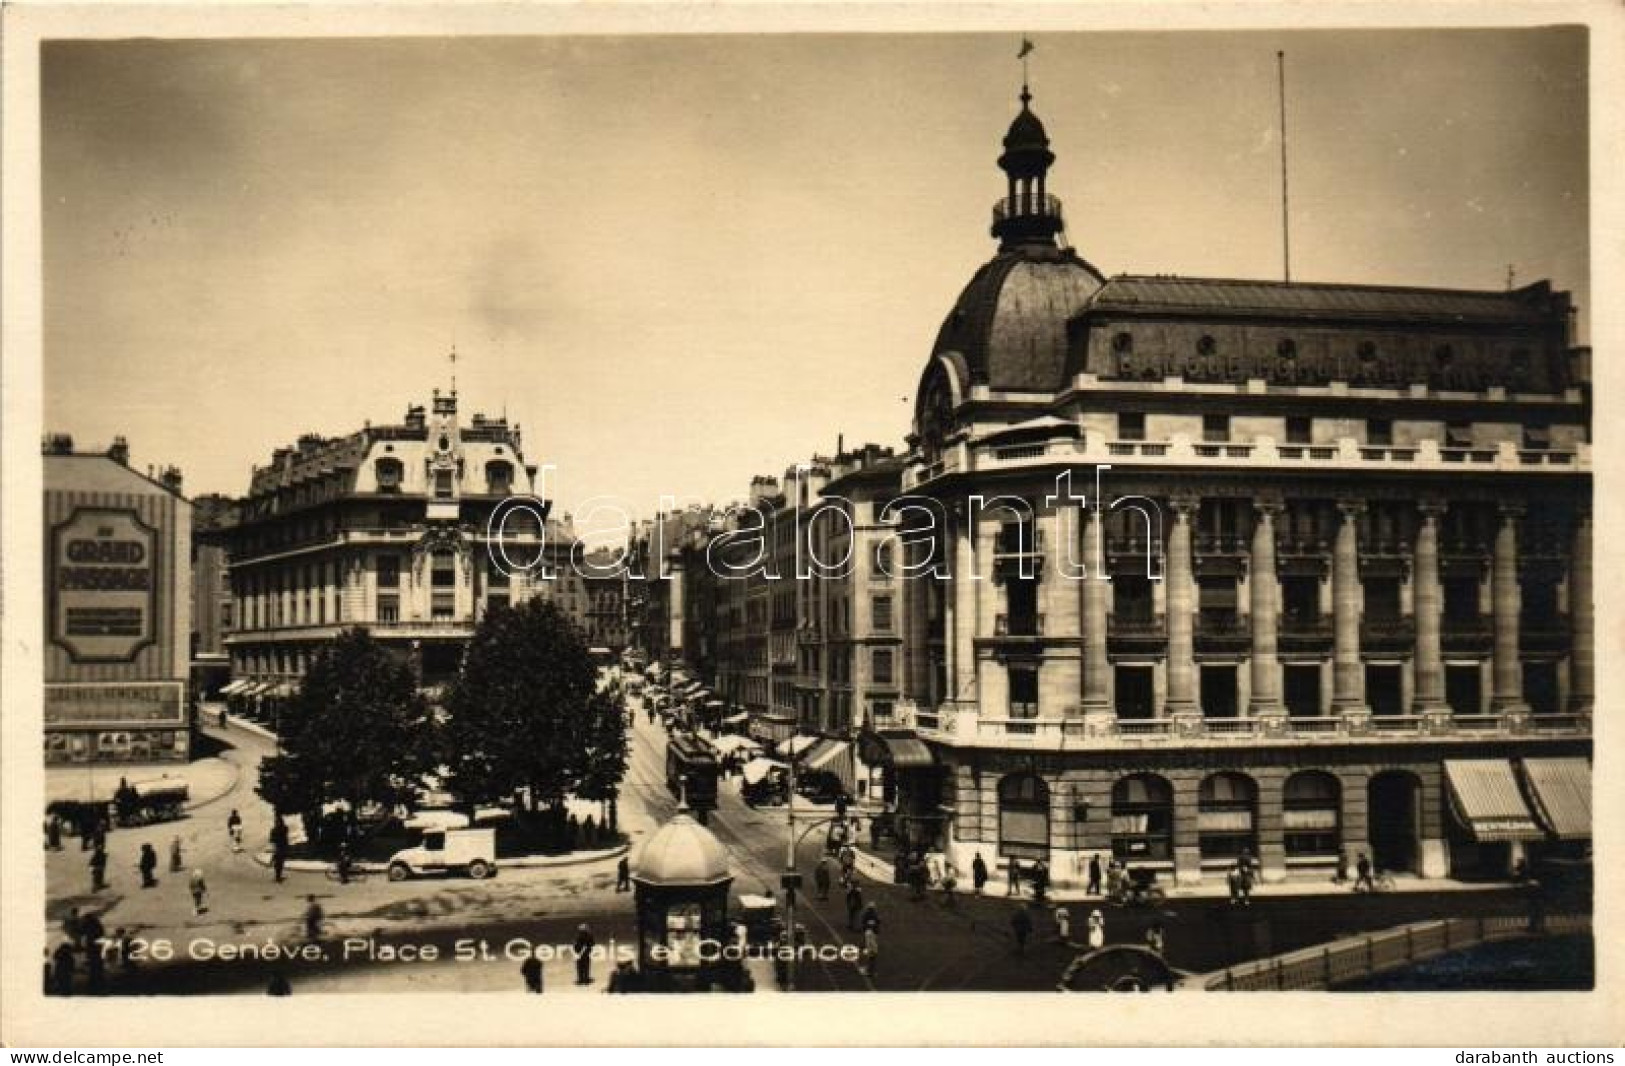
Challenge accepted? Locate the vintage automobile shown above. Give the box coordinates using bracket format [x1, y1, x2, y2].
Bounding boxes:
[113, 779, 190, 827]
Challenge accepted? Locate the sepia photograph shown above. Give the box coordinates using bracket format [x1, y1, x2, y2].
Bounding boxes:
[2, 0, 1619, 1050]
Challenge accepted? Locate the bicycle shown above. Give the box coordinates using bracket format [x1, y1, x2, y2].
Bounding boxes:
[324, 861, 369, 884]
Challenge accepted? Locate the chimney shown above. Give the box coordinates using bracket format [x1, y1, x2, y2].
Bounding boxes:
[108, 436, 129, 465]
[42, 433, 74, 455]
[159, 466, 184, 494]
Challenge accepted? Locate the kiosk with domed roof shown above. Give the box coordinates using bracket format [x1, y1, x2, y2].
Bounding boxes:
[630, 807, 750, 991]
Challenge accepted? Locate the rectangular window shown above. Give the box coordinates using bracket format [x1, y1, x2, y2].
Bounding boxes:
[434, 470, 454, 499]
[1446, 664, 1482, 716]
[1365, 577, 1401, 621]
[1444, 577, 1480, 623]
[1203, 414, 1229, 442]
[432, 592, 456, 620]
[1446, 422, 1474, 448]
[1285, 416, 1312, 445]
[1284, 665, 1322, 717]
[1366, 664, 1404, 717]
[1118, 412, 1146, 441]
[1200, 665, 1238, 719]
[1197, 575, 1238, 626]
[1367, 418, 1393, 447]
[376, 594, 399, 623]
[1112, 574, 1154, 623]
[432, 552, 457, 589]
[872, 649, 894, 685]
[1008, 664, 1039, 719]
[1281, 574, 1320, 625]
[1114, 665, 1154, 720]
[1523, 661, 1560, 716]
[377, 555, 400, 589]
[871, 595, 894, 632]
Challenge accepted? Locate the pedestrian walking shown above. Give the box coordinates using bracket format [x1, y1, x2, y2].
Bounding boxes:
[1354, 851, 1375, 893]
[860, 901, 881, 934]
[89, 843, 108, 892]
[909, 855, 928, 902]
[1237, 861, 1255, 906]
[1226, 865, 1243, 905]
[1032, 859, 1051, 905]
[169, 836, 184, 874]
[189, 869, 209, 916]
[1145, 923, 1166, 956]
[615, 855, 632, 892]
[861, 927, 880, 980]
[940, 862, 958, 908]
[51, 940, 76, 996]
[1087, 853, 1103, 896]
[272, 843, 288, 883]
[138, 843, 158, 888]
[814, 856, 832, 901]
[227, 809, 244, 853]
[1010, 906, 1033, 955]
[1086, 908, 1105, 950]
[1053, 904, 1072, 944]
[573, 923, 596, 985]
[1006, 858, 1022, 897]
[270, 814, 291, 851]
[972, 852, 988, 896]
[839, 844, 856, 886]
[47, 814, 64, 850]
[336, 842, 354, 885]
[845, 883, 864, 931]
[302, 895, 324, 941]
[520, 954, 544, 993]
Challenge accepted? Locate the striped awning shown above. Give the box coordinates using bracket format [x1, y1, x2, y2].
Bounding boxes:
[1443, 760, 1543, 842]
[1521, 758, 1591, 840]
[219, 679, 250, 696]
[859, 731, 937, 770]
[804, 740, 856, 795]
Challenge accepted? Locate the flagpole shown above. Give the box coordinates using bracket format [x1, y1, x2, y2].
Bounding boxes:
[1278, 50, 1291, 284]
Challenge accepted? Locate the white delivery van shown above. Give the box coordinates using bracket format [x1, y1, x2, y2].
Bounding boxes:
[387, 827, 497, 881]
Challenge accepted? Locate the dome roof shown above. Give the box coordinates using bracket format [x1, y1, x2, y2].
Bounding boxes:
[1003, 102, 1050, 153]
[632, 811, 731, 887]
[932, 246, 1106, 392]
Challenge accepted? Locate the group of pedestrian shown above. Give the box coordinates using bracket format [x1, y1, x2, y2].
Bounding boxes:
[1226, 849, 1259, 906]
[1003, 857, 1051, 902]
[46, 908, 134, 996]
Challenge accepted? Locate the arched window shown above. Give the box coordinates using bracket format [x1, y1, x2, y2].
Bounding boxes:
[1111, 774, 1173, 861]
[998, 773, 1050, 861]
[1283, 771, 1341, 858]
[375, 457, 403, 492]
[1198, 772, 1258, 860]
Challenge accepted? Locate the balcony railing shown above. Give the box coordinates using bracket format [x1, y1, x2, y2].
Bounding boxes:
[1108, 616, 1163, 637]
[993, 613, 1046, 637]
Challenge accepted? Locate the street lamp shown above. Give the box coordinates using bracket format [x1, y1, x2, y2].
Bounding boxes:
[781, 734, 801, 991]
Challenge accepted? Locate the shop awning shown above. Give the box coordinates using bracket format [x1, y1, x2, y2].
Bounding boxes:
[860, 731, 937, 770]
[721, 711, 749, 726]
[239, 681, 270, 698]
[1521, 758, 1591, 840]
[742, 758, 788, 785]
[219, 679, 250, 696]
[1443, 760, 1543, 842]
[712, 735, 762, 757]
[778, 735, 819, 759]
[804, 740, 856, 795]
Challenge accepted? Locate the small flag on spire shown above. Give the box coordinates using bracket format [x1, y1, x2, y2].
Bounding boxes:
[1018, 38, 1035, 58]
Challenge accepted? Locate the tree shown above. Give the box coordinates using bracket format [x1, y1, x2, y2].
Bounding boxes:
[256, 628, 435, 843]
[441, 599, 626, 843]
[577, 679, 631, 833]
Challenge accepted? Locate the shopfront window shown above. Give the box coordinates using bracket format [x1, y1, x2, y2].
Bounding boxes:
[998, 773, 1050, 861]
[1283, 771, 1341, 857]
[1198, 772, 1258, 860]
[1111, 773, 1173, 861]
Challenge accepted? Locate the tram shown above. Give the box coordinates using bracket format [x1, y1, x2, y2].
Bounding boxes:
[665, 732, 721, 823]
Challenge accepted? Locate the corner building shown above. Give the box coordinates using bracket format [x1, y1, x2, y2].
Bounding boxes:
[886, 87, 1592, 886]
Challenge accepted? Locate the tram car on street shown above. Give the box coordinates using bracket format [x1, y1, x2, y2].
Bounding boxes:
[665, 732, 721, 823]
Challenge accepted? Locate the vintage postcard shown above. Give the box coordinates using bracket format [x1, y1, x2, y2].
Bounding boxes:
[2, 0, 1620, 1048]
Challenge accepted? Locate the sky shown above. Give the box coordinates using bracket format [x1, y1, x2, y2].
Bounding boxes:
[42, 28, 1589, 529]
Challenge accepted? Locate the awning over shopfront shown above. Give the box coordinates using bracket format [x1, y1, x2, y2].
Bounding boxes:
[778, 735, 819, 759]
[804, 740, 856, 796]
[219, 679, 251, 696]
[858, 731, 937, 771]
[748, 714, 797, 745]
[720, 712, 749, 726]
[1521, 758, 1591, 840]
[712, 735, 762, 757]
[741, 758, 788, 786]
[1443, 760, 1544, 842]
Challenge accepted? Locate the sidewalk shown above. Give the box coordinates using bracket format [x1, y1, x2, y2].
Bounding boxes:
[848, 845, 1515, 901]
[44, 757, 241, 811]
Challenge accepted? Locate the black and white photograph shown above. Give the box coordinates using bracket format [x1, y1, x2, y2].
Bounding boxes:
[2, 1, 1618, 1050]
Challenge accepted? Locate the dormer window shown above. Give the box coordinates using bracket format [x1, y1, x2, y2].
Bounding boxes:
[486, 460, 514, 495]
[375, 457, 403, 493]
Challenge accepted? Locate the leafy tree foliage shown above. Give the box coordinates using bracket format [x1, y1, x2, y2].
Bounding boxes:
[441, 599, 627, 824]
[256, 628, 435, 835]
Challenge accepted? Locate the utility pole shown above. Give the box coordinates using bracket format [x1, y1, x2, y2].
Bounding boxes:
[783, 739, 800, 990]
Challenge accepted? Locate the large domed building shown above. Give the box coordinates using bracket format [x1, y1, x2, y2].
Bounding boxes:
[881, 80, 1592, 889]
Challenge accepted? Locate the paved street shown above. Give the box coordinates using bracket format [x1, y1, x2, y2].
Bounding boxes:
[44, 695, 1572, 996]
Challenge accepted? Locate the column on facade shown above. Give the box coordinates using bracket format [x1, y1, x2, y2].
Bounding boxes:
[1042, 504, 1081, 718]
[1080, 504, 1113, 724]
[1331, 500, 1367, 717]
[1248, 499, 1285, 718]
[951, 503, 978, 713]
[1568, 509, 1593, 714]
[1411, 499, 1447, 715]
[1163, 496, 1198, 718]
[1490, 503, 1528, 713]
